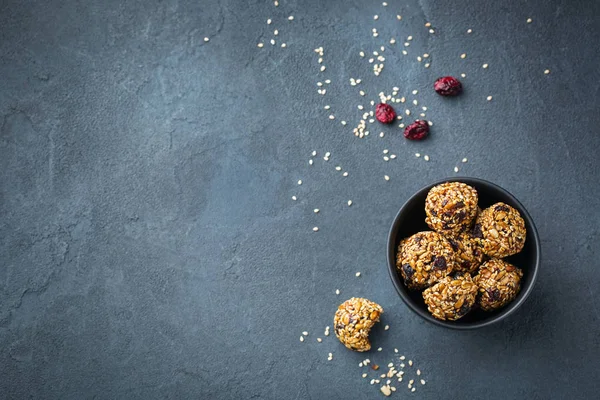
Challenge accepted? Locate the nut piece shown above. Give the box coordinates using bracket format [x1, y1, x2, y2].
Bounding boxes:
[471, 202, 526, 258]
[397, 231, 456, 290]
[334, 298, 383, 352]
[425, 182, 479, 235]
[474, 259, 523, 311]
[447, 233, 485, 274]
[422, 274, 478, 320]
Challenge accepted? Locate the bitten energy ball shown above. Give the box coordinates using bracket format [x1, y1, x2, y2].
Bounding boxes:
[472, 202, 526, 258]
[474, 259, 523, 311]
[425, 182, 479, 235]
[397, 231, 456, 290]
[422, 274, 478, 321]
[334, 297, 383, 352]
[447, 233, 485, 274]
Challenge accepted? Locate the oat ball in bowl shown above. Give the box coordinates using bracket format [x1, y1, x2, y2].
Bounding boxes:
[387, 177, 540, 329]
[334, 297, 383, 352]
[474, 259, 524, 311]
[447, 233, 485, 274]
[472, 202, 526, 258]
[397, 231, 456, 290]
[425, 182, 479, 235]
[422, 274, 478, 321]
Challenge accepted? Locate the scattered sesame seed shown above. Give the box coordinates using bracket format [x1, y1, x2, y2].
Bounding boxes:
[417, 56, 422, 62]
[341, 121, 347, 125]
[320, 66, 326, 72]
[317, 337, 322, 342]
[382, 1, 388, 5]
[404, 42, 410, 47]
[335, 289, 340, 295]
[362, 373, 368, 378]
[313, 227, 319, 232]
[467, 28, 472, 33]
[405, 109, 411, 116]
[356, 272, 361, 277]
[400, 363, 405, 368]
[482, 63, 489, 69]
[358, 105, 364, 110]
[400, 356, 405, 360]
[329, 115, 335, 120]
[374, 15, 379, 20]
[417, 369, 421, 375]
[302, 331, 309, 336]
[204, 37, 210, 42]
[267, 18, 272, 25]
[544, 69, 550, 74]
[462, 157, 468, 163]
[325, 152, 331, 157]
[487, 95, 493, 101]
[413, 99, 418, 105]
[288, 15, 294, 21]
[429, 28, 435, 33]
[378, 347, 383, 352]
[527, 18, 532, 23]
[460, 53, 466, 59]
[402, 50, 407, 55]
[415, 153, 421, 157]
[317, 82, 323, 87]
[359, 90, 365, 96]
[383, 149, 389, 154]
[273, 29, 279, 35]
[300, 336, 304, 342]
[421, 379, 426, 385]
[292, 196, 297, 200]
[318, 57, 323, 63]
[384, 175, 390, 181]
[390, 154, 396, 159]
[270, 39, 275, 45]
[274, 0, 278, 5]
[397, 15, 402, 20]
[347, 200, 353, 206]
[328, 353, 333, 361]
[409, 360, 413, 366]
[379, 132, 384, 138]
[323, 105, 330, 109]
[461, 73, 466, 78]
[311, 150, 317, 156]
[297, 180, 302, 185]
[359, 51, 365, 57]
[384, 325, 390, 330]
[281, 43, 286, 48]
[314, 209, 319, 213]
[424, 155, 430, 161]
[425, 22, 431, 27]
[454, 166, 459, 173]
[424, 63, 430, 68]
[407, 35, 413, 41]
[412, 388, 416, 392]
[373, 32, 379, 37]
[383, 156, 389, 161]
[325, 79, 331, 84]
[342, 172, 348, 177]
[390, 38, 396, 44]
[257, 43, 264, 48]
[409, 379, 414, 385]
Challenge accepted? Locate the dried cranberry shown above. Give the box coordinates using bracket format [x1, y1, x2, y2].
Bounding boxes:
[434, 76, 463, 96]
[471, 224, 483, 239]
[432, 256, 447, 270]
[495, 204, 510, 212]
[375, 103, 396, 124]
[403, 120, 429, 140]
[402, 263, 414, 278]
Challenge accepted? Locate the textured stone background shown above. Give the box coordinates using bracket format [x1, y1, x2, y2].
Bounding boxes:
[1, 0, 599, 398]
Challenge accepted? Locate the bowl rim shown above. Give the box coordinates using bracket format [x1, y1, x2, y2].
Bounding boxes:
[386, 177, 541, 330]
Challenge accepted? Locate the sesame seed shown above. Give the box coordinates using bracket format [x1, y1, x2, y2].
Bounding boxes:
[302, 331, 309, 336]
[273, 29, 279, 35]
[397, 15, 402, 20]
[425, 22, 431, 27]
[460, 53, 466, 59]
[311, 151, 317, 156]
[318, 57, 323, 63]
[382, 1, 388, 5]
[325, 151, 331, 157]
[267, 18, 272, 25]
[378, 347, 383, 352]
[423, 53, 429, 58]
[373, 32, 379, 37]
[487, 95, 493, 101]
[328, 353, 333, 360]
[355, 272, 361, 277]
[421, 379, 426, 385]
[347, 200, 353, 206]
[309, 159, 313, 165]
[544, 69, 550, 74]
[482, 63, 489, 69]
[411, 388, 416, 392]
[335, 289, 340, 295]
[384, 175, 390, 181]
[320, 66, 326, 72]
[359, 51, 365, 57]
[314, 209, 319, 213]
[383, 156, 389, 161]
[409, 360, 413, 366]
[323, 105, 330, 109]
[325, 79, 331, 84]
[399, 123, 404, 128]
[417, 56, 422, 62]
[390, 38, 396, 44]
[384, 325, 390, 330]
[358, 105, 364, 110]
[413, 99, 418, 105]
[409, 379, 414, 384]
[462, 157, 468, 163]
[454, 166, 459, 173]
[342, 172, 348, 177]
[292, 195, 297, 201]
[402, 50, 407, 55]
[317, 82, 323, 87]
[417, 369, 421, 375]
[329, 115, 335, 120]
[527, 18, 532, 23]
[257, 43, 264, 48]
[297, 180, 302, 185]
[407, 35, 413, 41]
[400, 356, 405, 360]
[383, 149, 389, 154]
[461, 73, 466, 78]
[374, 15, 379, 20]
[288, 15, 294, 21]
[270, 39, 275, 45]
[300, 336, 304, 342]
[281, 43, 286, 48]
[379, 132, 384, 138]
[424, 155, 430, 161]
[467, 28, 472, 33]
[203, 37, 210, 42]
[274, 0, 278, 5]
[341, 121, 347, 125]
[400, 363, 405, 368]
[424, 63, 430, 68]
[312, 227, 319, 232]
[415, 153, 421, 157]
[362, 373, 368, 378]
[404, 42, 410, 47]
[429, 29, 435, 33]
[405, 109, 410, 116]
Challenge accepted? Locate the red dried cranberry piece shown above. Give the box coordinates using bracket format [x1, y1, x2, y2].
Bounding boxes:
[375, 103, 396, 124]
[403, 120, 429, 140]
[434, 76, 463, 96]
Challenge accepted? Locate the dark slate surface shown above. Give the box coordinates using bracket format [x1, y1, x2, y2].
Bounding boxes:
[1, 0, 599, 398]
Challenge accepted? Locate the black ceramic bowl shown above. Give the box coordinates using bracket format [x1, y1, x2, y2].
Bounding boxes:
[387, 177, 541, 329]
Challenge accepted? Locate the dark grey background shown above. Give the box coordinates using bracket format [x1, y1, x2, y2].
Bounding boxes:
[1, 0, 599, 398]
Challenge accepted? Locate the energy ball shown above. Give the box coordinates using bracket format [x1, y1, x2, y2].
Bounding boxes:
[422, 274, 478, 321]
[397, 231, 456, 290]
[334, 297, 383, 352]
[425, 182, 479, 235]
[474, 259, 523, 311]
[472, 202, 526, 258]
[447, 233, 485, 274]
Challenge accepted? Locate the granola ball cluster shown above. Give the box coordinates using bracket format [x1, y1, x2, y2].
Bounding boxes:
[334, 297, 383, 352]
[396, 181, 528, 321]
